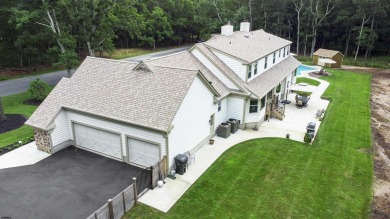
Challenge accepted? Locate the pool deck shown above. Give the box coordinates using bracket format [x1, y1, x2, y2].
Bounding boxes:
[139, 76, 330, 213]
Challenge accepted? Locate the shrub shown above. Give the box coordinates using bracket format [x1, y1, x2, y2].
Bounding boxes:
[28, 78, 50, 101]
[304, 133, 312, 144]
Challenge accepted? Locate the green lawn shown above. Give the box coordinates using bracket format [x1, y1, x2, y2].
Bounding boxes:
[296, 55, 390, 69]
[296, 77, 321, 86]
[123, 69, 372, 218]
[0, 92, 38, 148]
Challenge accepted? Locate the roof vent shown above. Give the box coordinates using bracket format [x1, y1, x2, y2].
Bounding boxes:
[221, 21, 233, 36]
[240, 20, 250, 32]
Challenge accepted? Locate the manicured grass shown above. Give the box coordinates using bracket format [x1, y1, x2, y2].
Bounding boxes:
[123, 69, 372, 218]
[296, 77, 321, 86]
[297, 55, 390, 69]
[0, 92, 38, 148]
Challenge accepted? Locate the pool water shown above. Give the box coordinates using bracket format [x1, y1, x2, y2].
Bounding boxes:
[296, 65, 318, 75]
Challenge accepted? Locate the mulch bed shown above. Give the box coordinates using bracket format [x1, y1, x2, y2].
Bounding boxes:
[23, 99, 42, 106]
[0, 114, 28, 134]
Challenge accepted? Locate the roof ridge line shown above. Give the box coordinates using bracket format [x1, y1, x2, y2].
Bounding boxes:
[146, 50, 188, 62]
[85, 56, 138, 64]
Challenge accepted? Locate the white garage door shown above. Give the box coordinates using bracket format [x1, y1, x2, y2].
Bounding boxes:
[74, 123, 122, 160]
[128, 138, 159, 167]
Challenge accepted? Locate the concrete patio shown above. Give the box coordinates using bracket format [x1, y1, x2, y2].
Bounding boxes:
[139, 76, 330, 212]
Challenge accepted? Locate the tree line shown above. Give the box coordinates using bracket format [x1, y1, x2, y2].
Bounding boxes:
[1, 0, 389, 71]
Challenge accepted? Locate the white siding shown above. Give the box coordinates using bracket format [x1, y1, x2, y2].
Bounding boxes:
[215, 98, 228, 132]
[227, 96, 245, 123]
[245, 99, 266, 123]
[168, 77, 215, 166]
[51, 110, 70, 146]
[247, 47, 291, 82]
[211, 50, 247, 81]
[65, 111, 166, 159]
[191, 48, 239, 90]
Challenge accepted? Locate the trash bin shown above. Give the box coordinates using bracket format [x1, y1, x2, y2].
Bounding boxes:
[227, 118, 238, 134]
[218, 122, 231, 138]
[174, 154, 188, 175]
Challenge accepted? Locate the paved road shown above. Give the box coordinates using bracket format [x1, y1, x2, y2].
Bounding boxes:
[0, 146, 142, 219]
[0, 45, 191, 97]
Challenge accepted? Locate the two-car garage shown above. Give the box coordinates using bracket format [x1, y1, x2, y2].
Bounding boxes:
[72, 119, 162, 168]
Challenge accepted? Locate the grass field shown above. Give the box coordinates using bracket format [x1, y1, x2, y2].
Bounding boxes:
[297, 55, 390, 69]
[123, 69, 372, 218]
[0, 92, 38, 148]
[296, 77, 321, 86]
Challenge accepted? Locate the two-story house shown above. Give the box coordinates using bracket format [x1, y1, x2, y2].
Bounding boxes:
[25, 22, 301, 168]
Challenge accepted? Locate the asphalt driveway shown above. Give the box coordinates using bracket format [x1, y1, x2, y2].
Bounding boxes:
[0, 146, 142, 219]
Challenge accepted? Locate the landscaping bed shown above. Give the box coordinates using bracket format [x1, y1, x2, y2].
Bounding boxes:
[123, 69, 372, 218]
[0, 92, 38, 148]
[0, 114, 27, 134]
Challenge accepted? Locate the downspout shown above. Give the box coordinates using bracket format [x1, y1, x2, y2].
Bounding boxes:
[163, 131, 170, 175]
[242, 96, 249, 129]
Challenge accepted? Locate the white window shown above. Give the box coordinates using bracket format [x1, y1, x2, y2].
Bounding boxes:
[273, 53, 276, 64]
[248, 64, 252, 79]
[264, 57, 268, 69]
[249, 100, 258, 113]
[254, 63, 258, 75]
[279, 50, 281, 57]
[283, 48, 286, 58]
[287, 46, 290, 55]
[218, 102, 221, 112]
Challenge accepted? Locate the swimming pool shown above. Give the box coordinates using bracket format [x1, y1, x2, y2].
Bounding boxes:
[296, 65, 318, 75]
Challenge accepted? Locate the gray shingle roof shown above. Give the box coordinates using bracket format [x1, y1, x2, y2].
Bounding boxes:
[247, 56, 301, 97]
[145, 51, 230, 99]
[205, 29, 292, 63]
[25, 57, 203, 132]
[194, 43, 249, 94]
[313, 48, 343, 58]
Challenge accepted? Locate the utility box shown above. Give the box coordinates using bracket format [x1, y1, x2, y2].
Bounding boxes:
[227, 118, 239, 134]
[174, 154, 188, 175]
[218, 122, 231, 138]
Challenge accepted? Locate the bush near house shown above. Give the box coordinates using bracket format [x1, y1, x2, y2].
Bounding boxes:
[28, 78, 50, 101]
[123, 69, 372, 218]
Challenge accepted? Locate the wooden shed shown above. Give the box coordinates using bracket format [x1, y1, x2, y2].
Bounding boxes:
[313, 49, 344, 68]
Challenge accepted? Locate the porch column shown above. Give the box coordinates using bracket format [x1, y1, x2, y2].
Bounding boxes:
[34, 128, 53, 154]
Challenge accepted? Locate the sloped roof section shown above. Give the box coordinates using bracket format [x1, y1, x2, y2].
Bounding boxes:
[26, 57, 203, 132]
[145, 51, 230, 98]
[205, 29, 291, 63]
[193, 43, 249, 94]
[248, 56, 301, 97]
[313, 48, 344, 58]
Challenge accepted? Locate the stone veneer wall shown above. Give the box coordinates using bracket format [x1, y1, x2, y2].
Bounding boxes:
[34, 128, 52, 154]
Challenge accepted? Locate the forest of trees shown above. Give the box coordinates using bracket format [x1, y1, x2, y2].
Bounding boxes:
[1, 0, 389, 69]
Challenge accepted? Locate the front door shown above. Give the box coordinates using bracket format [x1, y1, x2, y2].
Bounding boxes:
[210, 114, 215, 136]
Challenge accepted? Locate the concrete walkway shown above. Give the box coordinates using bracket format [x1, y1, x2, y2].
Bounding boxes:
[0, 141, 50, 169]
[139, 76, 330, 212]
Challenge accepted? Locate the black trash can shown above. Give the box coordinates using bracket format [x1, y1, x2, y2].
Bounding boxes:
[174, 154, 188, 175]
[227, 118, 238, 134]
